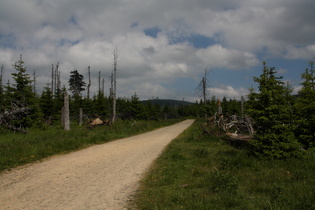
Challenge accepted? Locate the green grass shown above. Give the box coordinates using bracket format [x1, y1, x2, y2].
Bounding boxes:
[130, 119, 315, 209]
[0, 118, 183, 172]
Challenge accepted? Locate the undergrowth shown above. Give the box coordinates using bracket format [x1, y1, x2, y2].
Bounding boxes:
[130, 119, 315, 209]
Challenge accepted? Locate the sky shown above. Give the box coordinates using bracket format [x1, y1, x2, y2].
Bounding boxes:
[0, 0, 315, 102]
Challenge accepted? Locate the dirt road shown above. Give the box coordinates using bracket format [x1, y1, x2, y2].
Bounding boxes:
[0, 119, 194, 209]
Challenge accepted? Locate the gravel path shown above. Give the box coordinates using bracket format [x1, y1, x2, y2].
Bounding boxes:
[0, 119, 194, 210]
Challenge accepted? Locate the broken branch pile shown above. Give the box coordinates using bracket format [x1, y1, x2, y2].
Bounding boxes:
[202, 113, 255, 142]
[0, 107, 32, 133]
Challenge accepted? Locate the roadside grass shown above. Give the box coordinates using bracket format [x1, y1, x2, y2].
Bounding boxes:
[131, 119, 315, 209]
[0, 118, 183, 172]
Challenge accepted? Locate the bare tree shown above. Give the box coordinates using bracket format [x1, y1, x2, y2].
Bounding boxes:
[51, 63, 60, 95]
[98, 71, 101, 94]
[195, 68, 210, 119]
[79, 108, 83, 126]
[55, 62, 59, 94]
[195, 68, 209, 103]
[111, 48, 118, 123]
[57, 68, 61, 91]
[0, 65, 3, 96]
[51, 64, 54, 93]
[63, 91, 70, 131]
[87, 66, 91, 99]
[102, 78, 105, 95]
[33, 70, 36, 94]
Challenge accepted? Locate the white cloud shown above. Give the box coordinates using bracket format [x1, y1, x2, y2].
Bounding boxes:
[208, 85, 249, 100]
[292, 86, 302, 95]
[0, 0, 314, 101]
[118, 78, 173, 100]
[284, 45, 315, 60]
[196, 45, 259, 70]
[278, 68, 288, 75]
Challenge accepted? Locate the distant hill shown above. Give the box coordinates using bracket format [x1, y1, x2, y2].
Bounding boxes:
[141, 99, 194, 106]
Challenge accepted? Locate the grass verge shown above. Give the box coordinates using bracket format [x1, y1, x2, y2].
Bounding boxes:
[130, 119, 315, 209]
[0, 118, 183, 172]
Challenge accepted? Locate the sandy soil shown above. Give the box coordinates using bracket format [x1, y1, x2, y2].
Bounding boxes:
[0, 119, 194, 210]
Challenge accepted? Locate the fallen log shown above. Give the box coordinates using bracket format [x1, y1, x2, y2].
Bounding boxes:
[0, 107, 32, 133]
[4, 124, 28, 134]
[90, 118, 104, 126]
[226, 133, 252, 141]
[201, 123, 213, 135]
[87, 117, 110, 129]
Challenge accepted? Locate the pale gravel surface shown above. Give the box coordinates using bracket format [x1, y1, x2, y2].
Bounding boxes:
[0, 119, 195, 210]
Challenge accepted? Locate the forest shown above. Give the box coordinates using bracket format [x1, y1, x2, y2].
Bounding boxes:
[0, 55, 243, 129]
[0, 56, 314, 159]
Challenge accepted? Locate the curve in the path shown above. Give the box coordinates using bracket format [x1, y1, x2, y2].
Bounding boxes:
[0, 119, 195, 210]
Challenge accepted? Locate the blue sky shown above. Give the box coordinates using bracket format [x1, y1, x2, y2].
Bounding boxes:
[0, 0, 314, 102]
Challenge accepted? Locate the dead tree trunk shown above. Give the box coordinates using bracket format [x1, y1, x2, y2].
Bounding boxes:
[51, 64, 54, 93]
[87, 66, 91, 99]
[98, 71, 101, 94]
[4, 124, 28, 134]
[79, 108, 83, 126]
[55, 62, 59, 94]
[102, 78, 105, 95]
[33, 70, 36, 94]
[63, 91, 70, 131]
[194, 68, 209, 119]
[0, 65, 3, 95]
[111, 48, 118, 123]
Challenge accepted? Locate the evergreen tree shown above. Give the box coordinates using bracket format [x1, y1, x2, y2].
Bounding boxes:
[116, 97, 130, 120]
[163, 104, 179, 118]
[10, 55, 42, 128]
[82, 97, 93, 119]
[221, 97, 229, 115]
[145, 102, 160, 120]
[2, 80, 14, 110]
[68, 70, 86, 121]
[70, 93, 84, 118]
[0, 66, 4, 110]
[130, 93, 146, 120]
[40, 86, 54, 119]
[294, 61, 315, 148]
[142, 100, 153, 120]
[69, 70, 86, 97]
[93, 92, 109, 118]
[53, 87, 65, 120]
[11, 56, 33, 106]
[247, 62, 302, 159]
[227, 98, 241, 115]
[209, 96, 217, 115]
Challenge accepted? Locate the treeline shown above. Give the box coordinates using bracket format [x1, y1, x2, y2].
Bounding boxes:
[1, 56, 314, 159]
[245, 61, 315, 159]
[0, 56, 242, 130]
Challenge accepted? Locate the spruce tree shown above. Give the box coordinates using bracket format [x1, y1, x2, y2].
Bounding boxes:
[247, 62, 302, 159]
[11, 55, 42, 128]
[40, 86, 54, 121]
[130, 93, 145, 120]
[2, 80, 14, 110]
[11, 56, 33, 106]
[93, 91, 108, 118]
[68, 70, 86, 120]
[294, 61, 315, 148]
[69, 70, 86, 97]
[53, 87, 65, 120]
